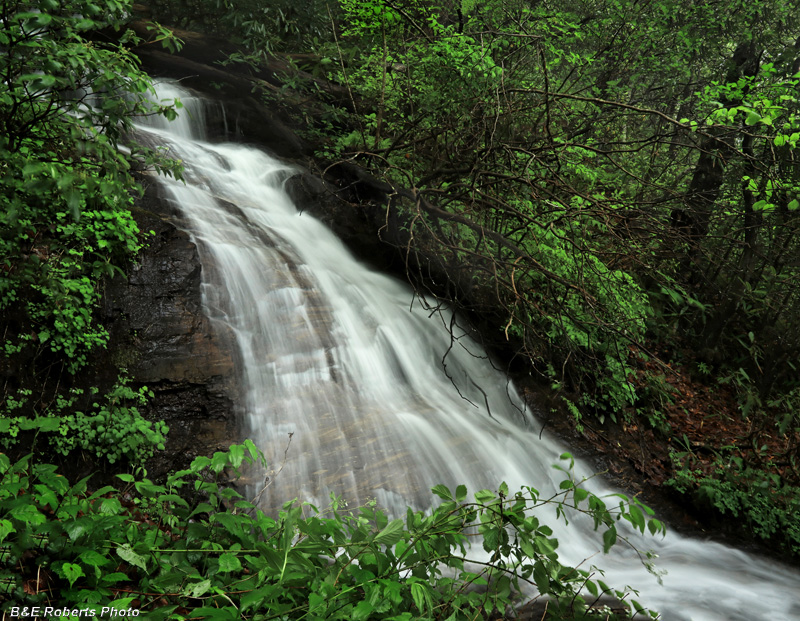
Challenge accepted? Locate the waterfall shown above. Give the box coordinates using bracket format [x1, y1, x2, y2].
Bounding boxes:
[135, 82, 800, 621]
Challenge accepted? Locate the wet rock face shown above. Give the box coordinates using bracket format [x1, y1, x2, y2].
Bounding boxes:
[102, 182, 238, 478]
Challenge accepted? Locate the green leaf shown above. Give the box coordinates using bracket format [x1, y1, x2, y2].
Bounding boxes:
[218, 553, 242, 573]
[519, 538, 536, 558]
[431, 484, 452, 500]
[243, 438, 261, 463]
[535, 535, 556, 556]
[533, 561, 549, 593]
[32, 417, 60, 432]
[96, 496, 121, 515]
[190, 502, 215, 518]
[352, 600, 375, 621]
[210, 451, 229, 474]
[79, 550, 110, 567]
[64, 519, 87, 541]
[602, 527, 617, 553]
[61, 563, 84, 588]
[648, 519, 664, 535]
[635, 499, 655, 516]
[744, 110, 761, 125]
[0, 520, 15, 544]
[213, 510, 246, 535]
[101, 572, 131, 585]
[628, 505, 645, 532]
[116, 543, 148, 572]
[411, 582, 431, 615]
[229, 443, 245, 468]
[374, 518, 405, 547]
[474, 489, 495, 504]
[185, 579, 212, 598]
[481, 525, 500, 552]
[190, 456, 212, 472]
[10, 504, 45, 526]
[241, 584, 278, 612]
[574, 488, 589, 503]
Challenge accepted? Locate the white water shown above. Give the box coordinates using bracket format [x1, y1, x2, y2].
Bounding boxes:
[136, 82, 800, 620]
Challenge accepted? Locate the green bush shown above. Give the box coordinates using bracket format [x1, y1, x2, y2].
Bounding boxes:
[0, 379, 166, 466]
[0, 0, 178, 467]
[0, 444, 663, 619]
[0, 0, 181, 373]
[668, 455, 800, 558]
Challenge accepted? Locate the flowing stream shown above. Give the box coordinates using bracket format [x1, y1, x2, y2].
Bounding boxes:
[135, 82, 800, 620]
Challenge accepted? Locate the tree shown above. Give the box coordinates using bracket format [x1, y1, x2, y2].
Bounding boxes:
[319, 0, 799, 412]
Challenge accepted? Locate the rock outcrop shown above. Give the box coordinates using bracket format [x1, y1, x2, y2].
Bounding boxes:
[102, 183, 238, 478]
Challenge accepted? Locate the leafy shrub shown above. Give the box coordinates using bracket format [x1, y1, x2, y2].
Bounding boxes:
[0, 0, 182, 372]
[668, 455, 800, 558]
[507, 205, 652, 420]
[0, 444, 663, 619]
[0, 379, 166, 466]
[0, 0, 177, 466]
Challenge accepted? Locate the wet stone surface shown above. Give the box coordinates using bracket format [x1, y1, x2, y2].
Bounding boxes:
[101, 181, 239, 480]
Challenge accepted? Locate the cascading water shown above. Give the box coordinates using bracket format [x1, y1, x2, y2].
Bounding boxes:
[135, 82, 800, 621]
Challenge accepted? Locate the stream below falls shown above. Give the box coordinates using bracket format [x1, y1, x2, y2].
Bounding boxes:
[136, 82, 800, 620]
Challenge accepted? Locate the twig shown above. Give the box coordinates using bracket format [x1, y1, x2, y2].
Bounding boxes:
[249, 432, 293, 510]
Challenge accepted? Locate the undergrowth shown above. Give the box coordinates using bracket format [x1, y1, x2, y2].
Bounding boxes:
[0, 379, 167, 466]
[667, 454, 800, 559]
[0, 443, 664, 620]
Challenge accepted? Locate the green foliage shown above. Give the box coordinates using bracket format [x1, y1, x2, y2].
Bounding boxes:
[146, 0, 330, 55]
[315, 0, 670, 425]
[510, 206, 652, 417]
[668, 455, 800, 557]
[313, 0, 800, 447]
[0, 0, 182, 373]
[0, 0, 178, 465]
[329, 0, 506, 171]
[675, 60, 800, 399]
[0, 445, 663, 619]
[0, 379, 166, 466]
